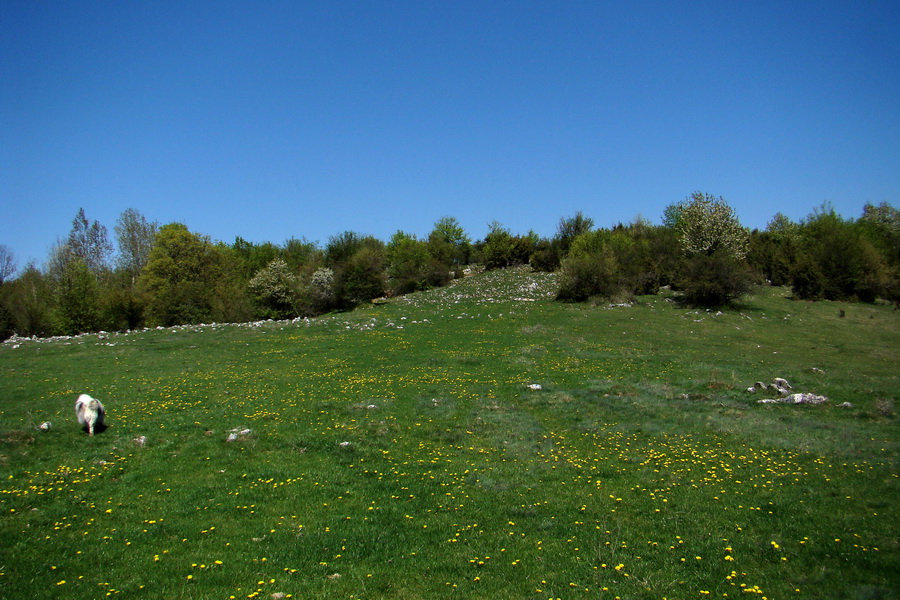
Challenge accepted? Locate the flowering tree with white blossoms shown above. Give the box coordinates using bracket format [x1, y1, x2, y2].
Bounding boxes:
[668, 192, 749, 260]
[310, 267, 335, 312]
[664, 192, 753, 307]
[248, 258, 299, 318]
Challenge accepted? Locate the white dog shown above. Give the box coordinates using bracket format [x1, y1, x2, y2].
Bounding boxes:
[75, 394, 106, 436]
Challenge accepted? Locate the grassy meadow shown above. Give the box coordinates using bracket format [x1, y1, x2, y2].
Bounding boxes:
[1, 267, 897, 600]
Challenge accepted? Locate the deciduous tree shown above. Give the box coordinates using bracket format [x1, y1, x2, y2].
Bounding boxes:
[427, 216, 471, 268]
[115, 208, 157, 284]
[0, 245, 17, 284]
[662, 193, 752, 307]
[138, 223, 222, 326]
[248, 258, 300, 318]
[54, 257, 101, 334]
[667, 192, 749, 259]
[68, 208, 113, 274]
[386, 231, 429, 295]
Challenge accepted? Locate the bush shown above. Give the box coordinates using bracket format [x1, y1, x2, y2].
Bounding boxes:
[424, 259, 452, 289]
[529, 240, 559, 272]
[339, 247, 386, 307]
[481, 222, 516, 270]
[790, 252, 825, 300]
[386, 231, 429, 296]
[680, 251, 754, 308]
[309, 267, 336, 313]
[248, 258, 300, 319]
[793, 205, 897, 301]
[556, 250, 622, 302]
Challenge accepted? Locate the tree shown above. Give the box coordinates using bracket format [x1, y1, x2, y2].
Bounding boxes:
[0, 245, 16, 284]
[282, 237, 320, 270]
[324, 232, 385, 308]
[668, 192, 749, 259]
[209, 243, 255, 324]
[2, 264, 55, 337]
[325, 231, 366, 268]
[54, 256, 101, 334]
[533, 212, 597, 272]
[138, 223, 222, 326]
[766, 212, 798, 236]
[115, 208, 158, 284]
[427, 216, 471, 269]
[746, 213, 801, 286]
[662, 193, 752, 307]
[248, 258, 300, 318]
[793, 204, 892, 302]
[859, 202, 900, 267]
[68, 208, 113, 274]
[232, 237, 281, 278]
[555, 211, 594, 258]
[481, 221, 516, 270]
[309, 267, 335, 313]
[386, 231, 429, 295]
[341, 246, 386, 306]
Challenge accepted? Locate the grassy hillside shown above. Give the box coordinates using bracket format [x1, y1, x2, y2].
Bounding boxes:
[1, 267, 897, 599]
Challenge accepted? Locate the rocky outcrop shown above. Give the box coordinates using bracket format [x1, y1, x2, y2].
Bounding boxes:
[748, 378, 829, 405]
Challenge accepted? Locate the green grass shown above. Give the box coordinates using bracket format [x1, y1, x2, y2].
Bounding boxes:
[1, 266, 897, 599]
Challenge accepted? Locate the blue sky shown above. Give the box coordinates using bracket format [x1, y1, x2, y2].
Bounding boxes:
[2, 1, 898, 268]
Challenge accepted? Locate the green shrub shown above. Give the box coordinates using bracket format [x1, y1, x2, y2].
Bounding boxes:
[556, 250, 622, 302]
[339, 246, 386, 307]
[791, 251, 825, 300]
[680, 251, 754, 307]
[248, 258, 300, 319]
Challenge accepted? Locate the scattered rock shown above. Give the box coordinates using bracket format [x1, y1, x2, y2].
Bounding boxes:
[527, 383, 542, 391]
[339, 441, 350, 447]
[226, 428, 252, 442]
[747, 378, 792, 395]
[773, 377, 792, 390]
[812, 367, 825, 374]
[758, 393, 828, 405]
[38, 421, 52, 431]
[837, 402, 853, 408]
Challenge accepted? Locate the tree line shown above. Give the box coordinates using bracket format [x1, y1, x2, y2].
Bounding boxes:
[0, 196, 897, 339]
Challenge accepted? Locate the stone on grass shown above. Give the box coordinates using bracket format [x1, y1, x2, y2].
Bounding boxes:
[226, 428, 252, 442]
[757, 393, 828, 405]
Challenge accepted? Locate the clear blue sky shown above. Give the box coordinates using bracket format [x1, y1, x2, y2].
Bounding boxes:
[2, 0, 898, 268]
